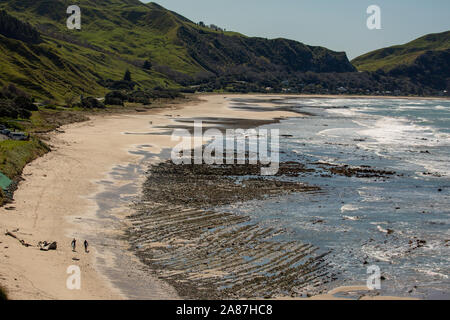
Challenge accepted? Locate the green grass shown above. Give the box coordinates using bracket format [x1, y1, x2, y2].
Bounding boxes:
[0, 0, 359, 101]
[0, 138, 49, 206]
[0, 106, 88, 134]
[0, 0, 195, 101]
[0, 138, 50, 181]
[0, 33, 180, 102]
[352, 31, 450, 72]
[0, 107, 89, 206]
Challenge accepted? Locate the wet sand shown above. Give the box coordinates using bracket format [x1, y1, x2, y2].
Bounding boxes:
[128, 156, 328, 299]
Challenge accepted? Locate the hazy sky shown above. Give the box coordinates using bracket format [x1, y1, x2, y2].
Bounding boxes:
[143, 0, 450, 60]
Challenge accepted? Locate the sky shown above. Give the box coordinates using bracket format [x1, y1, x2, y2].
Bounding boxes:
[143, 0, 450, 60]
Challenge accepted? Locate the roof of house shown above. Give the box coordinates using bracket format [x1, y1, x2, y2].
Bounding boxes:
[0, 172, 12, 191]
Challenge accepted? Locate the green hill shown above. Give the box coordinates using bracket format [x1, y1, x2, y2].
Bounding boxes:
[352, 31, 450, 72]
[0, 0, 355, 100]
[352, 31, 450, 91]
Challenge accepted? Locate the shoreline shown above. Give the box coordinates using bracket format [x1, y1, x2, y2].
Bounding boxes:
[197, 92, 450, 101]
[0, 94, 301, 299]
[0, 93, 428, 300]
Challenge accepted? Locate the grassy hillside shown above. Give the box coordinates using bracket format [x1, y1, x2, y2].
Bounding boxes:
[0, 0, 204, 100]
[0, 137, 50, 206]
[1, 1, 446, 98]
[0, 32, 179, 101]
[352, 31, 450, 92]
[352, 31, 450, 72]
[0, 0, 203, 73]
[0, 138, 49, 182]
[0, 0, 355, 100]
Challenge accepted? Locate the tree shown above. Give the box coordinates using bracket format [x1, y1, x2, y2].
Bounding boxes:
[143, 60, 152, 70]
[123, 69, 132, 82]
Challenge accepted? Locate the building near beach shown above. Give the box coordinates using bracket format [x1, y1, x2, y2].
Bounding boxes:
[0, 172, 12, 191]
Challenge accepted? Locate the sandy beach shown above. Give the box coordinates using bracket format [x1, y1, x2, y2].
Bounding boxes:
[0, 94, 302, 300]
[1, 93, 435, 300]
[1, 0, 448, 304]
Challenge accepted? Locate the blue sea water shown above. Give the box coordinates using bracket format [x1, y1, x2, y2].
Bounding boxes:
[223, 98, 450, 299]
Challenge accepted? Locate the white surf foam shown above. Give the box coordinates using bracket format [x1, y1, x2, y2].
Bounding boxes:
[340, 204, 360, 214]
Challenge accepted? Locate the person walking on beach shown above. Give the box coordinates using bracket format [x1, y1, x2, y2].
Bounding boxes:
[84, 240, 89, 253]
[71, 238, 76, 252]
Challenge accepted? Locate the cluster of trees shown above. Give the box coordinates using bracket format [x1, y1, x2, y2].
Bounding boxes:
[182, 69, 439, 96]
[103, 70, 183, 106]
[105, 87, 182, 106]
[388, 49, 450, 92]
[97, 69, 136, 91]
[0, 10, 41, 44]
[77, 96, 105, 109]
[143, 60, 152, 70]
[76, 69, 183, 109]
[197, 22, 225, 32]
[0, 84, 38, 119]
[105, 90, 150, 106]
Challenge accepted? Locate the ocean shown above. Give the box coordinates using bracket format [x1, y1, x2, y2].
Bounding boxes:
[221, 97, 450, 299]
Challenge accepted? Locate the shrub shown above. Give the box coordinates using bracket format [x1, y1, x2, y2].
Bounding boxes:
[104, 97, 123, 106]
[99, 79, 135, 91]
[123, 69, 132, 82]
[105, 90, 154, 106]
[143, 60, 152, 70]
[105, 91, 127, 106]
[14, 96, 38, 111]
[149, 88, 183, 99]
[0, 84, 36, 119]
[79, 97, 105, 109]
[129, 91, 150, 104]
[0, 99, 19, 118]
